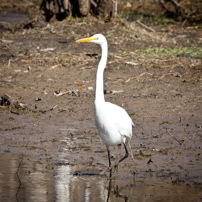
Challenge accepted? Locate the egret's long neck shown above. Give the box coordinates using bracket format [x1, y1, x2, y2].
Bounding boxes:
[95, 41, 108, 105]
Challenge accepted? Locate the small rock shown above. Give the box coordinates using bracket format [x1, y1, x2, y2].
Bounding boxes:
[88, 87, 93, 90]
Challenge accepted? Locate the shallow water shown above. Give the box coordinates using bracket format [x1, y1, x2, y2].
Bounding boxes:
[0, 153, 201, 202]
[0, 9, 28, 24]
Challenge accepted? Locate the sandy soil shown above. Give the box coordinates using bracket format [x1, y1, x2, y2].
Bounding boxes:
[0, 7, 202, 201]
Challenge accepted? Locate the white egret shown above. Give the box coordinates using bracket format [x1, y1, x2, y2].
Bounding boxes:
[76, 34, 137, 175]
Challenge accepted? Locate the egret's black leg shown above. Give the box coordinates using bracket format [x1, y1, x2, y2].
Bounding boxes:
[106, 178, 112, 202]
[105, 143, 129, 174]
[115, 142, 129, 170]
[106, 146, 112, 177]
[107, 146, 111, 167]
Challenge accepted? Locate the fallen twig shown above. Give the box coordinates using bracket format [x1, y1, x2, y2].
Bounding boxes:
[48, 64, 61, 70]
[167, 131, 182, 145]
[50, 105, 58, 110]
[16, 158, 23, 201]
[137, 72, 153, 81]
[125, 61, 139, 66]
[40, 47, 55, 52]
[128, 141, 142, 165]
[136, 20, 155, 33]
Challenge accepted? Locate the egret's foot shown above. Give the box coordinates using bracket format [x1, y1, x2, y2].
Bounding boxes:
[103, 160, 119, 175]
[108, 161, 120, 172]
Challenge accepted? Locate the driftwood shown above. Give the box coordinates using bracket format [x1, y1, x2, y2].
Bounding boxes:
[40, 0, 118, 21]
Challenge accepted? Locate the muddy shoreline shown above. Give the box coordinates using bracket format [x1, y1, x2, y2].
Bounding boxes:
[0, 4, 202, 201]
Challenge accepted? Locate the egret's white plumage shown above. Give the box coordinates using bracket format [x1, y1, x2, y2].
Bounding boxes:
[76, 34, 135, 175]
[95, 101, 133, 146]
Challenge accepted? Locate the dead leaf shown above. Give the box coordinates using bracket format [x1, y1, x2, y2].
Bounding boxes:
[21, 59, 29, 63]
[0, 106, 8, 108]
[75, 84, 83, 87]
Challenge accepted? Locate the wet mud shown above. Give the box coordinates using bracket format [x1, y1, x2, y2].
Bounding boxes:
[0, 5, 202, 202]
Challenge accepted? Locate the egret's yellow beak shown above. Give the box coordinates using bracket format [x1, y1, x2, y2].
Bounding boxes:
[76, 36, 98, 43]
